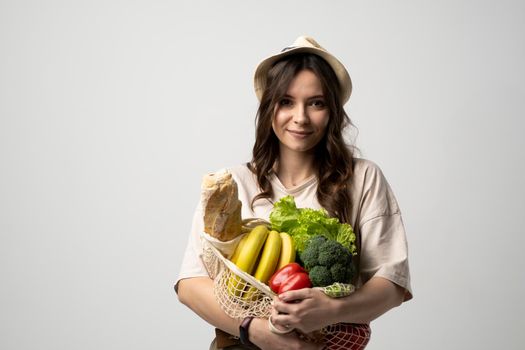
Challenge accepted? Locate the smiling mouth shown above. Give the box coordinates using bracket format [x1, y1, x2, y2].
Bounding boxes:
[287, 130, 313, 136]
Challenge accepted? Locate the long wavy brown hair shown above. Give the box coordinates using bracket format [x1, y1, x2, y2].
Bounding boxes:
[248, 53, 356, 224]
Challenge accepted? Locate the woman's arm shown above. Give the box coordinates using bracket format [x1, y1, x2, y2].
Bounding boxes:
[178, 277, 241, 336]
[271, 276, 405, 333]
[177, 276, 323, 350]
[334, 276, 405, 323]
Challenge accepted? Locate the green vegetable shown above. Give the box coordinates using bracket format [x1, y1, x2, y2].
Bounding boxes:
[318, 239, 350, 267]
[269, 195, 357, 255]
[298, 235, 325, 268]
[329, 263, 348, 283]
[321, 283, 355, 298]
[308, 266, 333, 287]
[299, 234, 355, 287]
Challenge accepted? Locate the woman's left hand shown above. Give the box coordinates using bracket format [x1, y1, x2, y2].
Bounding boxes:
[270, 287, 338, 334]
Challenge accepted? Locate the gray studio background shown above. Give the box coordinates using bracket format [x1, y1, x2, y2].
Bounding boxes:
[1, 0, 524, 349]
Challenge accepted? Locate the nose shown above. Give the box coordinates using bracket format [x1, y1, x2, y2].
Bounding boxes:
[292, 104, 309, 125]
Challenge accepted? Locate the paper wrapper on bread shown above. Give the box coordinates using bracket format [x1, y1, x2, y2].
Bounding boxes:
[201, 170, 242, 241]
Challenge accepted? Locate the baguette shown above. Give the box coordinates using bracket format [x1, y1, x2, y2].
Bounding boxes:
[201, 170, 242, 241]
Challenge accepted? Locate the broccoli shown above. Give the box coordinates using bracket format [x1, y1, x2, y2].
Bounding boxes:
[330, 263, 348, 283]
[300, 235, 326, 270]
[318, 239, 350, 267]
[309, 266, 333, 287]
[299, 234, 355, 287]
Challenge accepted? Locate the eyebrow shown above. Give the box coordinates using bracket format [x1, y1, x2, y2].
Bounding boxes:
[282, 94, 325, 100]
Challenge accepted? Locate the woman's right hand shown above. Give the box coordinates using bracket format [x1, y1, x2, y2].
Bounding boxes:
[249, 317, 324, 350]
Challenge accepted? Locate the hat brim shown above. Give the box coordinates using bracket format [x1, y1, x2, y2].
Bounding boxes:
[253, 46, 352, 104]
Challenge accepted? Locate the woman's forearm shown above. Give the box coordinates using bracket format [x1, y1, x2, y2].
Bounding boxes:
[177, 277, 242, 337]
[333, 276, 405, 324]
[178, 277, 322, 350]
[270, 276, 406, 333]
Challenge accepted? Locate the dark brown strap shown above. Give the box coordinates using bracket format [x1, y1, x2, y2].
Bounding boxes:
[214, 328, 241, 348]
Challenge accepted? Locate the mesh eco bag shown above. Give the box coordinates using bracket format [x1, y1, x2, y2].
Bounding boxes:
[200, 218, 274, 318]
[200, 218, 269, 280]
[200, 219, 371, 349]
[317, 323, 371, 350]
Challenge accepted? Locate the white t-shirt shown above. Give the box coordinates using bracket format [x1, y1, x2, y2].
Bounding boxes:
[176, 158, 413, 301]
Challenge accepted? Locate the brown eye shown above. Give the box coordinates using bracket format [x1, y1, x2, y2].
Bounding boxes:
[279, 98, 293, 106]
[310, 100, 326, 108]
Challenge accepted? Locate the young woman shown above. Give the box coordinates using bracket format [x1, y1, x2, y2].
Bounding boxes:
[175, 36, 412, 350]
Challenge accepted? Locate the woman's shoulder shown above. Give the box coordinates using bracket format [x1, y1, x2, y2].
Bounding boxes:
[207, 163, 251, 177]
[351, 157, 394, 198]
[351, 157, 400, 217]
[213, 163, 259, 192]
[352, 157, 384, 178]
[224, 163, 254, 180]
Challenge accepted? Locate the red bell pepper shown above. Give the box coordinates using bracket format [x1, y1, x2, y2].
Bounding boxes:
[278, 272, 312, 293]
[269, 263, 312, 294]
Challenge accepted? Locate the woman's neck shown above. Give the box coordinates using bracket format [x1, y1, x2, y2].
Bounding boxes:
[274, 148, 316, 189]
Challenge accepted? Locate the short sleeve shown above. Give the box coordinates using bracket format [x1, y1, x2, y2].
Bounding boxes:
[174, 202, 210, 294]
[359, 213, 412, 301]
[355, 161, 413, 301]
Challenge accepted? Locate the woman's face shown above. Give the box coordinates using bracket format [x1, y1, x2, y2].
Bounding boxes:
[272, 69, 329, 155]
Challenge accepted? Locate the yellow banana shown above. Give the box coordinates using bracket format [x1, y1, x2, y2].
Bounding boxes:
[276, 231, 295, 270]
[227, 225, 269, 297]
[253, 230, 282, 283]
[229, 234, 249, 264]
[243, 230, 282, 301]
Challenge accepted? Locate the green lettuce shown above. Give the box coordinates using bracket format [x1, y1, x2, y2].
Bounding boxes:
[269, 195, 357, 255]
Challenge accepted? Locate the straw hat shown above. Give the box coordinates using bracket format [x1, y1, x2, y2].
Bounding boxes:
[253, 35, 352, 104]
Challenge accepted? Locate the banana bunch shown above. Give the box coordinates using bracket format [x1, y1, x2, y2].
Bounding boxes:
[227, 225, 295, 299]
